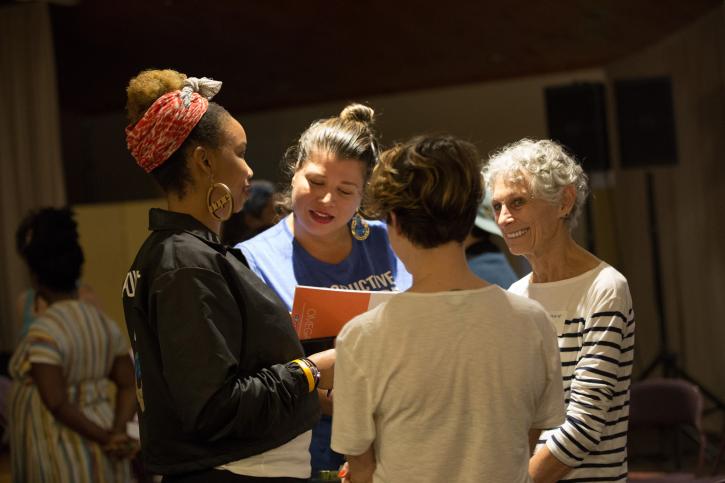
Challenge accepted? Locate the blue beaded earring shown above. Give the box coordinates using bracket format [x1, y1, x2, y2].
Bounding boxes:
[351, 212, 370, 241]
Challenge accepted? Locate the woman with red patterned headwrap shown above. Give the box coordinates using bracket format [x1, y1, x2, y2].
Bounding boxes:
[122, 69, 335, 483]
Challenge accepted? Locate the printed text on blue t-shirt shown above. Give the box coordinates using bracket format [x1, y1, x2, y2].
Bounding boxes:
[330, 270, 396, 291]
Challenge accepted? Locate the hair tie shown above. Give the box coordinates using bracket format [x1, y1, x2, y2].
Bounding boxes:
[180, 77, 222, 107]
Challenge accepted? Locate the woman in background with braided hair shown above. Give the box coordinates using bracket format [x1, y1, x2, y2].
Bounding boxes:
[122, 69, 334, 482]
[9, 207, 137, 483]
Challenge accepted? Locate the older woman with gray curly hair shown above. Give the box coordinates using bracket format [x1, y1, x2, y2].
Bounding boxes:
[485, 138, 635, 483]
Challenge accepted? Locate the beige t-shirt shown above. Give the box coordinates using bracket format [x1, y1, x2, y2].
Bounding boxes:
[332, 286, 565, 483]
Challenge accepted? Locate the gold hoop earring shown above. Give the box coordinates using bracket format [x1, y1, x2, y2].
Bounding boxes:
[351, 212, 370, 241]
[207, 179, 234, 222]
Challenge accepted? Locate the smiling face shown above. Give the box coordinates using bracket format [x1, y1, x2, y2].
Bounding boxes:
[490, 172, 568, 258]
[290, 150, 365, 241]
[207, 115, 253, 212]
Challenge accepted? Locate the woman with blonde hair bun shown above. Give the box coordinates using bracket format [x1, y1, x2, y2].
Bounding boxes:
[239, 103, 411, 475]
[122, 68, 335, 482]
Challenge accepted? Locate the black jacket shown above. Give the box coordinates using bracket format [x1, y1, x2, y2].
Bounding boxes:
[122, 209, 319, 475]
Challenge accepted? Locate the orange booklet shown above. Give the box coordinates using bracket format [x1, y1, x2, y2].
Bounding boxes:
[290, 286, 398, 340]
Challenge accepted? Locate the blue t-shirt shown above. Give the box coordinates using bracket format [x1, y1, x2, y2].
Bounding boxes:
[240, 216, 411, 472]
[467, 252, 518, 289]
[238, 217, 412, 311]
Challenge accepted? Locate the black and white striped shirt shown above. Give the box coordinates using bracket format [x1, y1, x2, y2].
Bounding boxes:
[510, 262, 635, 482]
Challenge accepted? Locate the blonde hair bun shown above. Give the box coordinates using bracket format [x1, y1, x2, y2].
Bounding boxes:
[126, 69, 187, 124]
[340, 103, 375, 125]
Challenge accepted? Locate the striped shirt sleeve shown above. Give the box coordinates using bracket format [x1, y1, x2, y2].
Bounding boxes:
[26, 318, 65, 367]
[546, 294, 631, 467]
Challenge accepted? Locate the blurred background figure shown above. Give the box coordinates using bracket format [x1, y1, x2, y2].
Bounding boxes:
[8, 207, 137, 483]
[464, 192, 519, 288]
[221, 179, 280, 245]
[15, 282, 101, 344]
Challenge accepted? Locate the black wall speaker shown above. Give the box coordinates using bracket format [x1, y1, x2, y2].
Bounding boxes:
[615, 76, 678, 168]
[545, 82, 610, 172]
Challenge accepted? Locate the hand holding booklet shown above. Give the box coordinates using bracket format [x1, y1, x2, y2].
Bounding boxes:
[290, 285, 398, 341]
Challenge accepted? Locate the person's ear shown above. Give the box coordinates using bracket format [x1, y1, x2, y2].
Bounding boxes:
[559, 184, 576, 219]
[189, 145, 212, 177]
[388, 211, 402, 234]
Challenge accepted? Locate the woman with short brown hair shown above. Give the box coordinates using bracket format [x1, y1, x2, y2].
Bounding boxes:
[331, 135, 564, 483]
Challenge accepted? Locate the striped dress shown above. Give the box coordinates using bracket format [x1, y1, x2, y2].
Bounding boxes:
[510, 262, 635, 482]
[8, 300, 132, 483]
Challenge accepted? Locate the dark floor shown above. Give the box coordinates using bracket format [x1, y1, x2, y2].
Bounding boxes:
[0, 432, 722, 483]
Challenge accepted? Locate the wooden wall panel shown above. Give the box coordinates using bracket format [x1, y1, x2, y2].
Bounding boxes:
[605, 6, 725, 429]
[74, 199, 164, 334]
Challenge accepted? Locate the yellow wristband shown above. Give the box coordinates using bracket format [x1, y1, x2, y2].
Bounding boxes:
[292, 359, 315, 393]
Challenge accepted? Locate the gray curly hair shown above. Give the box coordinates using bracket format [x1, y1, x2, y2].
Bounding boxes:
[483, 138, 589, 229]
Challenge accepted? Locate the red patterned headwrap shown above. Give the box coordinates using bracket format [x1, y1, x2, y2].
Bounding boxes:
[125, 77, 221, 173]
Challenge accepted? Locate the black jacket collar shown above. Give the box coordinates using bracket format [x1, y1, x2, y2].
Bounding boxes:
[149, 208, 223, 248]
